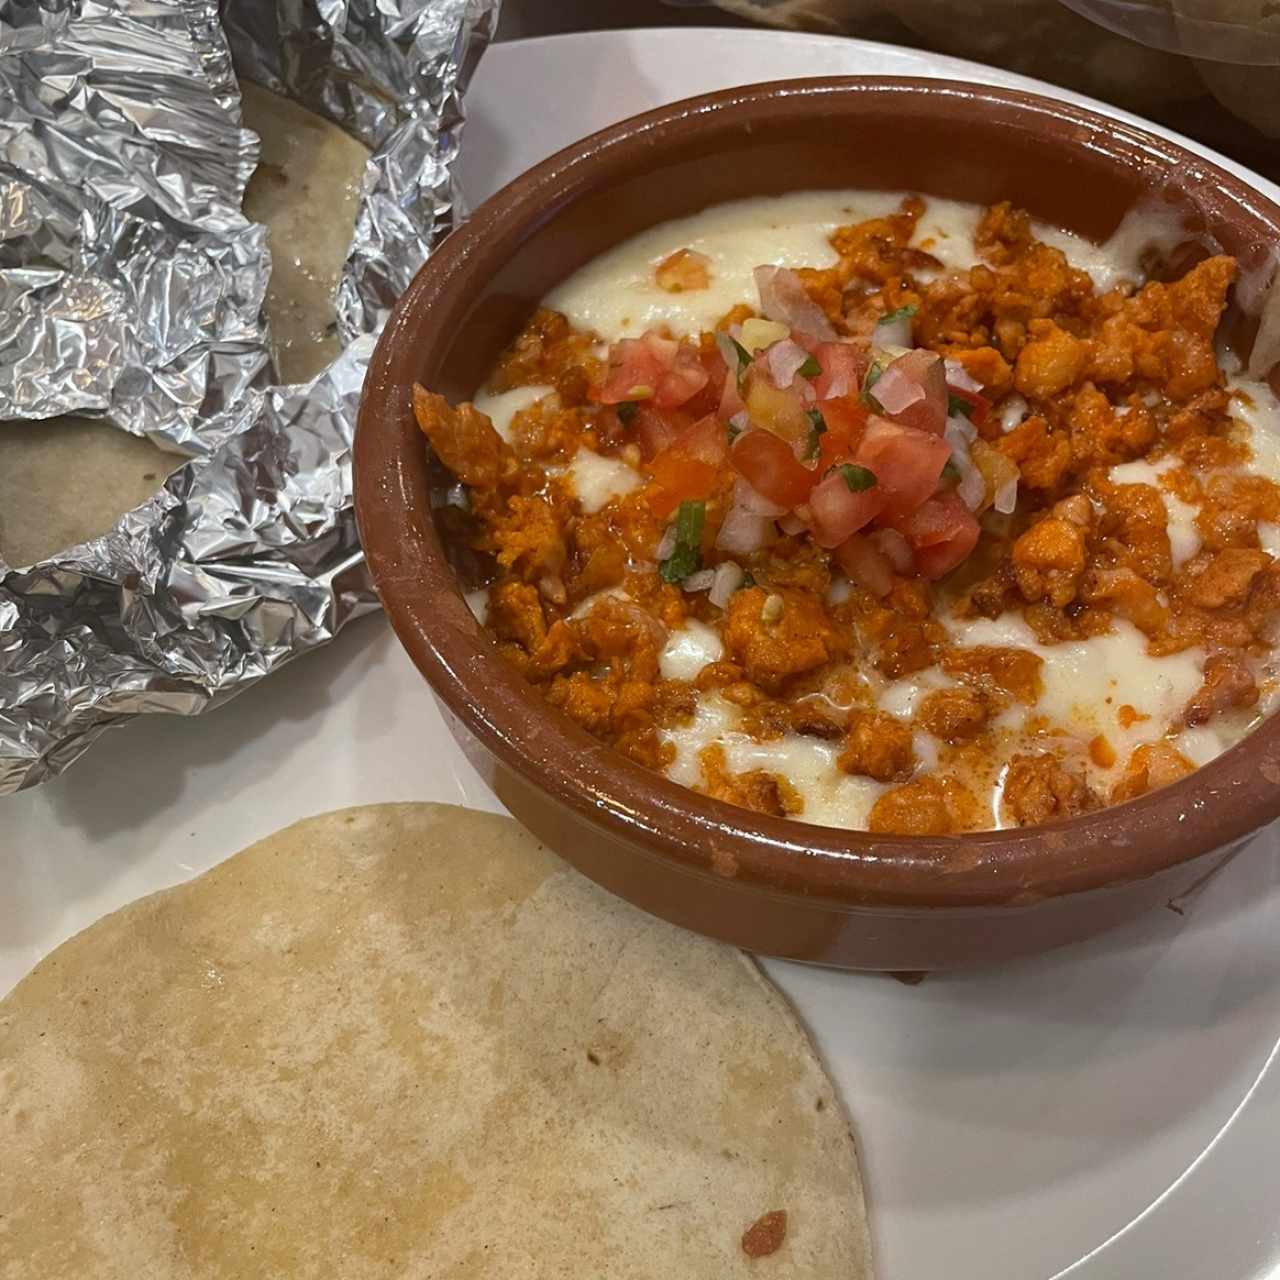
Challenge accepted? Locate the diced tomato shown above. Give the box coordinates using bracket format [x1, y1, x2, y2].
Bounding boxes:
[596, 333, 708, 410]
[632, 404, 681, 459]
[833, 534, 895, 597]
[817, 427, 852, 472]
[896, 491, 966, 547]
[718, 367, 745, 420]
[701, 341, 729, 386]
[673, 413, 728, 467]
[872, 349, 947, 434]
[815, 396, 869, 469]
[945, 383, 992, 425]
[868, 527, 913, 571]
[855, 416, 951, 520]
[811, 341, 867, 401]
[646, 458, 719, 518]
[819, 395, 869, 438]
[914, 519, 978, 580]
[730, 429, 816, 509]
[645, 413, 727, 517]
[807, 466, 886, 548]
[597, 337, 669, 405]
[654, 342, 710, 409]
[897, 491, 980, 579]
[681, 345, 729, 418]
[743, 368, 810, 447]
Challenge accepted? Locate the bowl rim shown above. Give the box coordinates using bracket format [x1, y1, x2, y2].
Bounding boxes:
[355, 74, 1280, 910]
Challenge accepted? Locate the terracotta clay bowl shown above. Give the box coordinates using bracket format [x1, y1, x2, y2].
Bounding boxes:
[355, 77, 1280, 970]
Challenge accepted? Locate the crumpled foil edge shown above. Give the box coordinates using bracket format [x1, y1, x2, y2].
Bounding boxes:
[0, 0, 499, 793]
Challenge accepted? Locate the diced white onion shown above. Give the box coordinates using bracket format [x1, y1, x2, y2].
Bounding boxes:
[729, 409, 750, 434]
[870, 359, 925, 415]
[716, 505, 772, 554]
[944, 358, 983, 392]
[656, 525, 677, 561]
[824, 371, 851, 399]
[766, 338, 811, 389]
[753, 264, 836, 340]
[778, 512, 807, 536]
[944, 414, 985, 511]
[994, 473, 1019, 515]
[709, 561, 745, 608]
[957, 468, 987, 512]
[681, 568, 715, 593]
[999, 393, 1028, 433]
[944, 413, 977, 447]
[826, 576, 852, 605]
[874, 311, 913, 350]
[714, 331, 740, 373]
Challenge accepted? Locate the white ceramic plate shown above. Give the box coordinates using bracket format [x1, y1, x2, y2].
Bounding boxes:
[5, 28, 1279, 1280]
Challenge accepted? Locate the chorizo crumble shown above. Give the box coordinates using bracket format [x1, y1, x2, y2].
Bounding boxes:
[414, 194, 1280, 834]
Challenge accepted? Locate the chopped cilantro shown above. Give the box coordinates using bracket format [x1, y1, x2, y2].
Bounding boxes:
[804, 408, 827, 460]
[729, 335, 753, 390]
[617, 400, 638, 425]
[948, 394, 973, 420]
[726, 420, 743, 442]
[877, 304, 918, 325]
[831, 463, 877, 492]
[861, 362, 884, 411]
[659, 500, 706, 584]
[797, 354, 822, 379]
[740, 571, 756, 590]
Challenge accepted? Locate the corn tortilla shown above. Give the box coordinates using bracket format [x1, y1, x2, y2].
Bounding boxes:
[0, 84, 367, 568]
[0, 803, 872, 1278]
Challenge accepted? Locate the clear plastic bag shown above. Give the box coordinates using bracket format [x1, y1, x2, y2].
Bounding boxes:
[669, 0, 1280, 160]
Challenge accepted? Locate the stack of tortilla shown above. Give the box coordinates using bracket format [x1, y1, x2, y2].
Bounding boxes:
[0, 84, 367, 568]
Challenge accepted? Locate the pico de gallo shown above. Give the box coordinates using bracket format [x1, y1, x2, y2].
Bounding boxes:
[413, 194, 1280, 834]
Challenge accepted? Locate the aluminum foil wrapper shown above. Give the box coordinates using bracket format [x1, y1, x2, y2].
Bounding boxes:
[0, 0, 498, 792]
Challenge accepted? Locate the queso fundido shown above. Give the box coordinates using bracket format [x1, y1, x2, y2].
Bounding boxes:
[413, 191, 1280, 835]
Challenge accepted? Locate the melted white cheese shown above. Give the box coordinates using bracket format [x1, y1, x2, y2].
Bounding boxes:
[1230, 373, 1280, 485]
[472, 384, 554, 442]
[566, 447, 641, 514]
[463, 589, 489, 624]
[909, 200, 982, 276]
[546, 188, 1181, 345]
[570, 587, 629, 620]
[1035, 202, 1189, 293]
[544, 190, 888, 340]
[877, 668, 955, 720]
[946, 615, 1208, 789]
[664, 694, 885, 828]
[1108, 456, 1202, 568]
[659, 620, 723, 682]
[1172, 724, 1228, 768]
